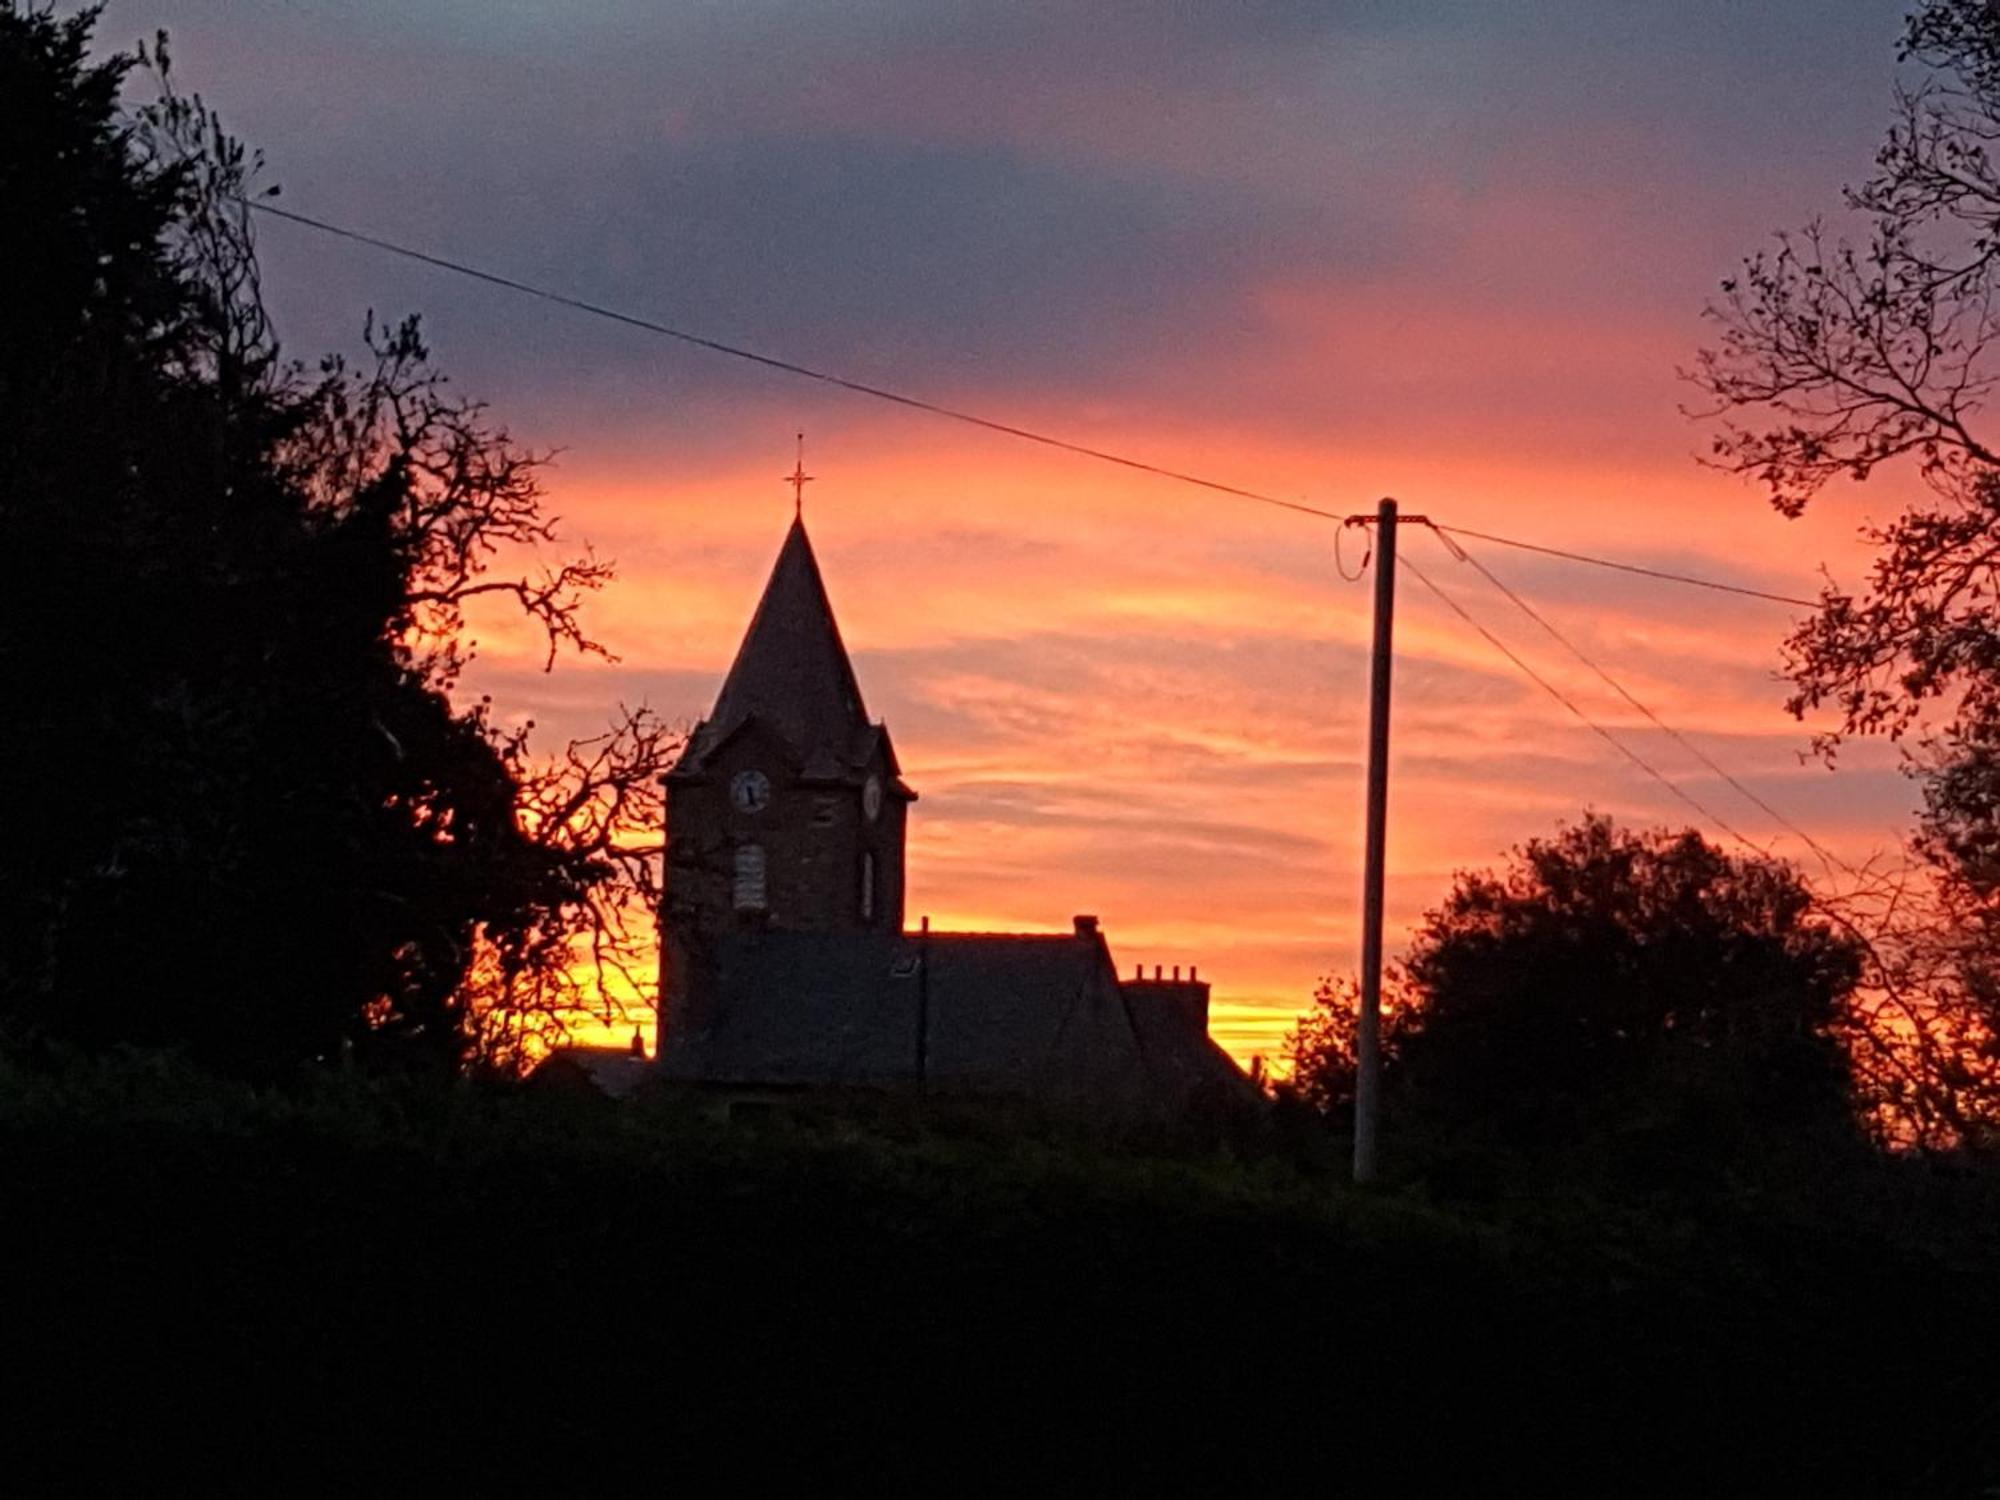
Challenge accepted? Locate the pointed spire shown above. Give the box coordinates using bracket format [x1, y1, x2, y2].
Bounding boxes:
[705, 516, 868, 762]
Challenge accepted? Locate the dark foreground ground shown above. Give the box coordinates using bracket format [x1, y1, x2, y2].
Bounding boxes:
[2, 1054, 1995, 1493]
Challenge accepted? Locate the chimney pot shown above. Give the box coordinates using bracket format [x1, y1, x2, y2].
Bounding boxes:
[1190, 965, 1198, 982]
[1172, 965, 1180, 981]
[1073, 914, 1098, 937]
[1153, 965, 1162, 980]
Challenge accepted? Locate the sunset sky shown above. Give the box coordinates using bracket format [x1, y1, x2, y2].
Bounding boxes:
[118, 0, 1925, 1062]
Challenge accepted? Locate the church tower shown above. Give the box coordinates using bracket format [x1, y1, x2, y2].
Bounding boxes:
[658, 516, 914, 1052]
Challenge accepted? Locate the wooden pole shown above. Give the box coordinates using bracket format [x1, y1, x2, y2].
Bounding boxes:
[917, 913, 931, 1090]
[1353, 498, 1398, 1185]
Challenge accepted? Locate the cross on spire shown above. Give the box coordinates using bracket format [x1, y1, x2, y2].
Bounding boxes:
[785, 432, 813, 517]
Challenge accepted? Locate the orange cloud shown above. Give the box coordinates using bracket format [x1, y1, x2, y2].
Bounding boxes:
[458, 410, 1913, 1067]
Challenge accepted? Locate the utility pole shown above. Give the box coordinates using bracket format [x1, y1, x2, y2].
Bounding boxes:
[916, 914, 931, 1091]
[1353, 497, 1400, 1185]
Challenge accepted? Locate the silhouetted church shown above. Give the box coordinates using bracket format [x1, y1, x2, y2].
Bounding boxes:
[654, 515, 1253, 1119]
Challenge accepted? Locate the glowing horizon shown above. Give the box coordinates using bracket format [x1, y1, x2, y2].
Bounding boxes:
[523, 441, 1908, 1070]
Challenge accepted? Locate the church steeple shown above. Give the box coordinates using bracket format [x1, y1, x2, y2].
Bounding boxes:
[704, 516, 868, 766]
[662, 508, 912, 984]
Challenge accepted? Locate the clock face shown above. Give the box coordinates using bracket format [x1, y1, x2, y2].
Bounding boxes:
[863, 775, 883, 822]
[730, 769, 771, 813]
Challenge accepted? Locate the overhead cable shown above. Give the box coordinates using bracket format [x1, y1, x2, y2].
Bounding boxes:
[1431, 523, 1818, 609]
[249, 197, 1859, 882]
[243, 199, 1346, 525]
[1397, 551, 1770, 856]
[1430, 530, 1853, 879]
[248, 201, 1839, 614]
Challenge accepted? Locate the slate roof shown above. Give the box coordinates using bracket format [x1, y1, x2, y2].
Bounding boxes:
[674, 517, 894, 785]
[659, 926, 1254, 1117]
[529, 1046, 654, 1099]
[1122, 1001, 1266, 1115]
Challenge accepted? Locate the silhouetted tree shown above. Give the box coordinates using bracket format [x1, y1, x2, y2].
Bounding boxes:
[1691, 0, 2000, 1150]
[1276, 974, 1410, 1122]
[0, 7, 671, 1077]
[468, 703, 674, 1071]
[1283, 818, 1862, 1156]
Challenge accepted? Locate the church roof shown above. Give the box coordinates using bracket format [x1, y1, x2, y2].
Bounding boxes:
[658, 926, 1257, 1117]
[1121, 1004, 1261, 1115]
[526, 1045, 654, 1100]
[674, 517, 893, 783]
[660, 930, 1140, 1101]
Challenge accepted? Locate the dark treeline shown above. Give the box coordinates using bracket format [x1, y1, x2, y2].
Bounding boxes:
[3, 1055, 1996, 1492]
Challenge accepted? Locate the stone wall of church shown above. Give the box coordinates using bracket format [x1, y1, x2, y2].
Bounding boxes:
[660, 723, 911, 1056]
[676, 726, 900, 934]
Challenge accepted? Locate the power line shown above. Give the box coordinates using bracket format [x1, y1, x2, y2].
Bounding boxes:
[1430, 523, 1818, 608]
[253, 193, 1844, 862]
[1429, 530, 1854, 879]
[1397, 551, 1771, 855]
[243, 198, 1346, 525]
[249, 201, 1839, 615]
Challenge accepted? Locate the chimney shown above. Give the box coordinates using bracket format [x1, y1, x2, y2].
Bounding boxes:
[1172, 965, 1180, 981]
[1153, 965, 1162, 980]
[1073, 914, 1098, 938]
[1190, 966, 1198, 981]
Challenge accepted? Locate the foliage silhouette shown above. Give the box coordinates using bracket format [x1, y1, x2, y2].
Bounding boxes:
[1277, 973, 1410, 1124]
[0, 5, 669, 1077]
[1692, 0, 2000, 1148]
[1286, 817, 1863, 1164]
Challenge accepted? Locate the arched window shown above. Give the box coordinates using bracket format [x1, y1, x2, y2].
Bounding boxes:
[733, 844, 767, 912]
[860, 850, 876, 923]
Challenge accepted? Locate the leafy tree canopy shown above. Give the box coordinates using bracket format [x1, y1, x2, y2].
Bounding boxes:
[1692, 0, 2000, 1152]
[1285, 818, 1863, 1156]
[0, 5, 668, 1078]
